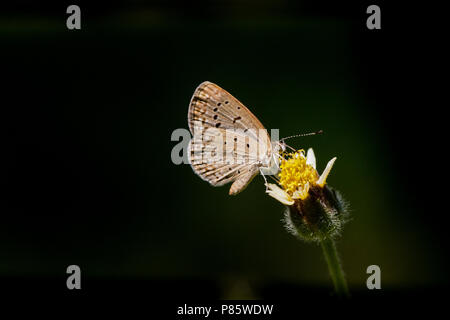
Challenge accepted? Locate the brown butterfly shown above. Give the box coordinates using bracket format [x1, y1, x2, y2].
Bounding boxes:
[187, 81, 283, 195]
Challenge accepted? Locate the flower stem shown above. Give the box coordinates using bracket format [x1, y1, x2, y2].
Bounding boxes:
[320, 237, 349, 298]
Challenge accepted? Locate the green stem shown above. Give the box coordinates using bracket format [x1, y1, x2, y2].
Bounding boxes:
[320, 237, 350, 298]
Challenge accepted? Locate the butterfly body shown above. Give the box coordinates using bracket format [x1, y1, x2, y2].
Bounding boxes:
[187, 81, 281, 195]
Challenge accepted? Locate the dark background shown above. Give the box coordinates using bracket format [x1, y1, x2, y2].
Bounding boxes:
[1, 0, 448, 313]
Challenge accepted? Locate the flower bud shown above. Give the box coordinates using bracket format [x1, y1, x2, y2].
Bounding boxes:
[283, 184, 348, 242]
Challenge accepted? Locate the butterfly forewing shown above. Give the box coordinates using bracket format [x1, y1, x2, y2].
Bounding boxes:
[188, 82, 264, 132]
[187, 81, 272, 195]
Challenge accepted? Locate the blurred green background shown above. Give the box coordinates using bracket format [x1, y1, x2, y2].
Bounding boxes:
[1, 1, 447, 298]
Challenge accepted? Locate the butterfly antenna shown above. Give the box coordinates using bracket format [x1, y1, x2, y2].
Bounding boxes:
[281, 129, 323, 142]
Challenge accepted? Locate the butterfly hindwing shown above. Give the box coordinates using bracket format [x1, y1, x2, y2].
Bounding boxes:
[188, 127, 261, 187]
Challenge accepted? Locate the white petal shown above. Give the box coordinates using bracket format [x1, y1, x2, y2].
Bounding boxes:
[265, 183, 294, 205]
[306, 148, 316, 169]
[317, 157, 337, 187]
[292, 182, 310, 200]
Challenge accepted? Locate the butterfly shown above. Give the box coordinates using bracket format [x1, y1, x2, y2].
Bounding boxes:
[187, 81, 284, 195]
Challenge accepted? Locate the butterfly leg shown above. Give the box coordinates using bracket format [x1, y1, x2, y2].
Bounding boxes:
[259, 168, 269, 191]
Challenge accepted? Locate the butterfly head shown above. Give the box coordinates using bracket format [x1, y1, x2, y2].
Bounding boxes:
[276, 140, 287, 153]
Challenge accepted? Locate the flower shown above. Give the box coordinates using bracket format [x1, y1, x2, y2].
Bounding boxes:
[266, 148, 348, 242]
[266, 148, 336, 204]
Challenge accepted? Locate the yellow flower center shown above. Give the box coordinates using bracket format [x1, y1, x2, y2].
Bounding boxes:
[278, 150, 318, 197]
